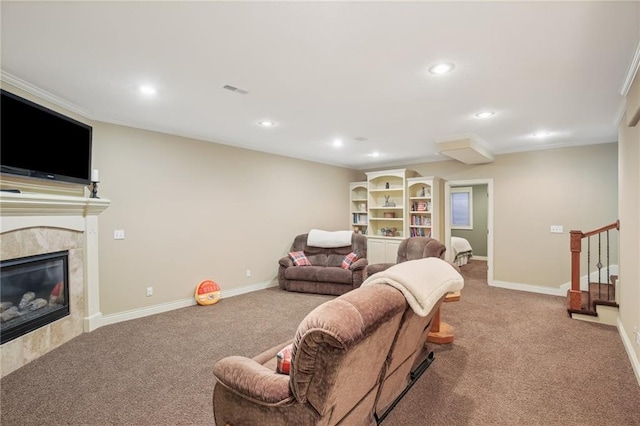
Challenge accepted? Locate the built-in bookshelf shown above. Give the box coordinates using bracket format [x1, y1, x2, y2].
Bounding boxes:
[365, 169, 416, 263]
[350, 173, 444, 263]
[349, 181, 368, 235]
[407, 176, 443, 241]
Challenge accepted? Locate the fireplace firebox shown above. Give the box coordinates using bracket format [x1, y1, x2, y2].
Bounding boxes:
[0, 251, 70, 345]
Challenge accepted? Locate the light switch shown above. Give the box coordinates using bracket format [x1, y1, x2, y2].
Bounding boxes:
[114, 230, 125, 240]
[550, 225, 563, 234]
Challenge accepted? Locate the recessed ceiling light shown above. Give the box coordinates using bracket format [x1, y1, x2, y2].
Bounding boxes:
[428, 63, 455, 75]
[532, 131, 551, 138]
[332, 139, 343, 147]
[369, 151, 381, 157]
[258, 120, 275, 127]
[475, 111, 495, 119]
[139, 85, 157, 96]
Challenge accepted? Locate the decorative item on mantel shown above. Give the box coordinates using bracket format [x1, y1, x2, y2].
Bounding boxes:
[90, 169, 100, 199]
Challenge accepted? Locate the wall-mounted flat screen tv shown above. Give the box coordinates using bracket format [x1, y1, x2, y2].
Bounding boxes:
[1, 89, 92, 185]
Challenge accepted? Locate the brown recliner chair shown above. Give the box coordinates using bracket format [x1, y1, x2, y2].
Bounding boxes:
[365, 236, 460, 344]
[364, 236, 447, 278]
[278, 233, 368, 296]
[212, 257, 464, 425]
[362, 237, 460, 421]
[212, 283, 410, 426]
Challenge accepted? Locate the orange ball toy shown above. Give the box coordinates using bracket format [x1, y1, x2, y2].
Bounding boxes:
[195, 279, 221, 306]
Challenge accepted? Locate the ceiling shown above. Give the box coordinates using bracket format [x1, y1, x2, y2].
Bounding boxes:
[1, 1, 639, 170]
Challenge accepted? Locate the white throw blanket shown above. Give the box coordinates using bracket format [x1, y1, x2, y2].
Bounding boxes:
[307, 229, 354, 248]
[362, 258, 464, 316]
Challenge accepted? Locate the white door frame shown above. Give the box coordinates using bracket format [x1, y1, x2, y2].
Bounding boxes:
[444, 178, 494, 284]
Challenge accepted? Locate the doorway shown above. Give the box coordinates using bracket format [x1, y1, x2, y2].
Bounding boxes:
[444, 179, 493, 284]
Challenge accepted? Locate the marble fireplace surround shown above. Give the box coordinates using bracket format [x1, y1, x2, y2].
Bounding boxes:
[0, 190, 109, 377]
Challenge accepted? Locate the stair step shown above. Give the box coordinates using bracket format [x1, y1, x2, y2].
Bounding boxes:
[570, 304, 619, 326]
[566, 283, 618, 316]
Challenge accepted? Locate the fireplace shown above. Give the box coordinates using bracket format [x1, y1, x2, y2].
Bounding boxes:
[0, 185, 109, 377]
[1, 251, 70, 345]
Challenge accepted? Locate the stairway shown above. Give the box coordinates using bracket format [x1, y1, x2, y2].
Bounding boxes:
[567, 275, 618, 325]
[566, 221, 620, 326]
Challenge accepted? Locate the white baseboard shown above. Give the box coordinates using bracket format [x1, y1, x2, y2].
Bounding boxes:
[491, 264, 620, 298]
[617, 318, 640, 387]
[95, 280, 278, 329]
[472, 255, 487, 261]
[83, 312, 103, 332]
[219, 280, 279, 298]
[490, 280, 568, 297]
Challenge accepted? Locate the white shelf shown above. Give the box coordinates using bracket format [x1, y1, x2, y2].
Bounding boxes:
[369, 188, 403, 193]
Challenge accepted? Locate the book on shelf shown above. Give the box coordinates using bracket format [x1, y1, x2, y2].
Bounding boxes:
[353, 212, 368, 225]
[410, 227, 432, 238]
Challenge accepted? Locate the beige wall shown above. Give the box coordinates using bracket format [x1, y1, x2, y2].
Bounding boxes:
[0, 82, 626, 324]
[378, 143, 619, 288]
[618, 80, 640, 374]
[92, 123, 360, 314]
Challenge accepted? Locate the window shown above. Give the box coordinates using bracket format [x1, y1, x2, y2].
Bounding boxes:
[451, 187, 473, 229]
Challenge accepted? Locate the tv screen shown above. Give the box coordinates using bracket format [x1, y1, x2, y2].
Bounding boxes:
[1, 89, 92, 185]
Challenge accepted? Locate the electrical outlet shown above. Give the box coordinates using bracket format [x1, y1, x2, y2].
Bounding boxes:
[246, 270, 251, 278]
[146, 287, 153, 297]
[114, 230, 125, 240]
[550, 225, 563, 234]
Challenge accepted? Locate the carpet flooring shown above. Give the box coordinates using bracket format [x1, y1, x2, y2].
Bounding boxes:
[1, 259, 639, 425]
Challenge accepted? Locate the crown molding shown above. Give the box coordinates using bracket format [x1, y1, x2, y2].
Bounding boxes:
[1, 71, 92, 119]
[620, 39, 640, 96]
[614, 98, 627, 126]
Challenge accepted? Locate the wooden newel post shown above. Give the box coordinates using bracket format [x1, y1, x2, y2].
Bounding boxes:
[569, 230, 584, 311]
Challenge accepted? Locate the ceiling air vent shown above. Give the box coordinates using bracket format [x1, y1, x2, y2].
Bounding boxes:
[222, 84, 248, 95]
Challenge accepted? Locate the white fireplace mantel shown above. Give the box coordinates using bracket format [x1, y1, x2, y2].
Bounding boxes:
[1, 191, 110, 332]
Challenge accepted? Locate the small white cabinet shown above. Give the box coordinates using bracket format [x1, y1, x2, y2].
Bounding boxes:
[367, 238, 402, 264]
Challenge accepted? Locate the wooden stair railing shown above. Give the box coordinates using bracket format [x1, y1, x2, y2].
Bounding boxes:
[568, 220, 620, 315]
